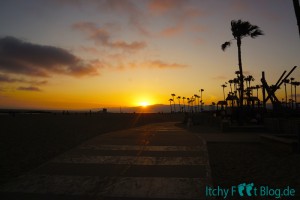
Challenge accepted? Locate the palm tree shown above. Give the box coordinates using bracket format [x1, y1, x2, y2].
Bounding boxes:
[221, 84, 227, 101]
[291, 78, 300, 109]
[194, 94, 200, 112]
[283, 79, 290, 107]
[190, 96, 195, 113]
[169, 99, 173, 113]
[171, 93, 176, 112]
[221, 20, 264, 107]
[245, 75, 255, 88]
[292, 81, 300, 108]
[182, 97, 186, 112]
[255, 85, 262, 98]
[228, 80, 234, 93]
[233, 78, 239, 96]
[200, 89, 204, 111]
[177, 96, 181, 112]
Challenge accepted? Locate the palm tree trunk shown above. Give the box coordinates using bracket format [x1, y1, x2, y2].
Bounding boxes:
[237, 37, 244, 107]
[172, 97, 176, 112]
[293, 0, 300, 37]
[173, 101, 176, 112]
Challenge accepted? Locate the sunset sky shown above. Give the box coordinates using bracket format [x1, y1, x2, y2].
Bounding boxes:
[0, 0, 299, 110]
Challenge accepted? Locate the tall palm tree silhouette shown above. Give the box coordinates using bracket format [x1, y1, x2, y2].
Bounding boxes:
[177, 96, 181, 112]
[171, 94, 176, 112]
[194, 94, 200, 112]
[182, 97, 186, 112]
[293, 81, 300, 108]
[283, 79, 290, 107]
[169, 99, 173, 113]
[221, 20, 264, 107]
[228, 80, 234, 93]
[245, 75, 255, 88]
[221, 84, 227, 101]
[200, 89, 204, 111]
[255, 85, 261, 98]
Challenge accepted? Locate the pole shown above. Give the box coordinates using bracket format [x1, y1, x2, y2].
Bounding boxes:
[285, 83, 288, 107]
[295, 84, 297, 109]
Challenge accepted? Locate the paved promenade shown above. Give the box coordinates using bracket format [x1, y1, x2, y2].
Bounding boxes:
[0, 122, 212, 199]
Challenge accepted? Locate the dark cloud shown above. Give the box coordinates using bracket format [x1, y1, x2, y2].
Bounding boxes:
[0, 73, 47, 85]
[17, 86, 42, 92]
[0, 74, 16, 83]
[0, 36, 100, 77]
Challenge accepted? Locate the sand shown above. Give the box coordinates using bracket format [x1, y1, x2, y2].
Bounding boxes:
[0, 112, 183, 185]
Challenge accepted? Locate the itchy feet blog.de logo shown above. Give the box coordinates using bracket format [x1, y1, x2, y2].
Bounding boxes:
[205, 183, 296, 199]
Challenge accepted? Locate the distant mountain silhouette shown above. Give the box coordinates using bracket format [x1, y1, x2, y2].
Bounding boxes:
[104, 104, 171, 113]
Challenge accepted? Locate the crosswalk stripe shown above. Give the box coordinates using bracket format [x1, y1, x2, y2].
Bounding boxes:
[101, 177, 209, 199]
[79, 145, 204, 151]
[51, 155, 208, 165]
[0, 175, 209, 199]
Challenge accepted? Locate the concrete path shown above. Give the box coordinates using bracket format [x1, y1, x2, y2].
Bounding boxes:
[0, 122, 212, 200]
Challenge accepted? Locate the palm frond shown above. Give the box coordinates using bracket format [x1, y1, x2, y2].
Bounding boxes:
[231, 19, 264, 39]
[221, 41, 231, 51]
[250, 29, 264, 38]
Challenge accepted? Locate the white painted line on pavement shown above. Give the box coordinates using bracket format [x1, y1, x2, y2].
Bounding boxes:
[79, 145, 203, 151]
[51, 155, 208, 165]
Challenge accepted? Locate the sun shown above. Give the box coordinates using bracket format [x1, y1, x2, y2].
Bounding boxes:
[140, 102, 149, 107]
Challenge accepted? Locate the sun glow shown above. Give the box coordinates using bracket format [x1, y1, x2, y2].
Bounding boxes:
[140, 102, 150, 107]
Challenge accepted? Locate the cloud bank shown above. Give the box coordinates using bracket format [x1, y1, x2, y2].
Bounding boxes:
[0, 36, 100, 77]
[17, 86, 42, 92]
